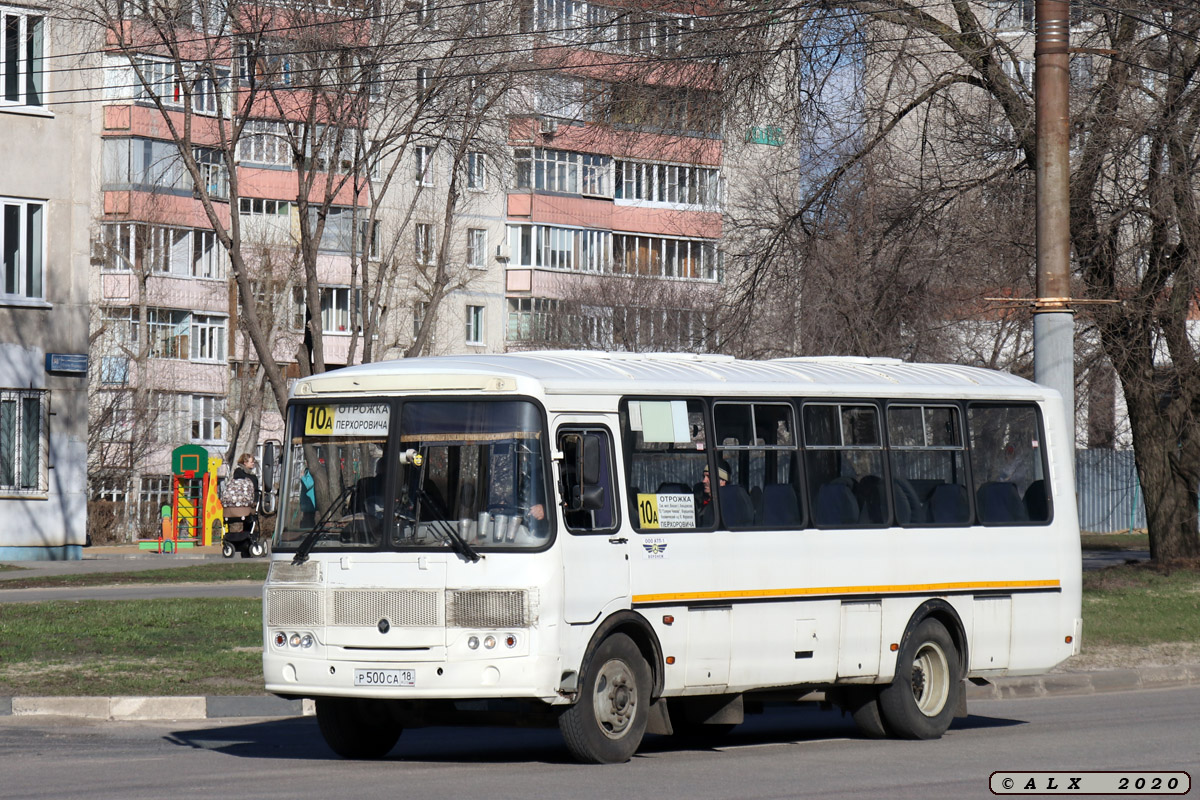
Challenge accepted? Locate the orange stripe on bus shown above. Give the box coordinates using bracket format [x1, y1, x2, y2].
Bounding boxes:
[631, 580, 1061, 605]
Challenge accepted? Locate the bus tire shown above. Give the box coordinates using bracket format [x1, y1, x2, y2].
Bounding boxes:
[315, 697, 402, 759]
[878, 618, 960, 739]
[559, 633, 651, 763]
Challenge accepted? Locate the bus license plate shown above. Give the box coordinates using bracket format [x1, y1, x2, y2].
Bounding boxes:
[354, 669, 415, 687]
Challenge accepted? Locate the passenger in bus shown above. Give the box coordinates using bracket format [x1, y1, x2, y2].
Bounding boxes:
[697, 460, 730, 526]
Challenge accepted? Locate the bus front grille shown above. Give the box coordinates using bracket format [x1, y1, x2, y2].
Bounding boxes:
[331, 589, 442, 627]
[267, 588, 324, 627]
[446, 589, 530, 628]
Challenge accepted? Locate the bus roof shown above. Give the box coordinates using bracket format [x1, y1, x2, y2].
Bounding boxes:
[292, 352, 1055, 402]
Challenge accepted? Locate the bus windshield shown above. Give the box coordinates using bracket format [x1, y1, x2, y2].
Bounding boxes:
[275, 399, 551, 553]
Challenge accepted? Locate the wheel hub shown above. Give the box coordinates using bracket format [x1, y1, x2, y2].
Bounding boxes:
[593, 659, 637, 739]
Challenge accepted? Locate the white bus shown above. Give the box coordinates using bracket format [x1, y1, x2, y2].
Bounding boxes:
[262, 352, 1082, 763]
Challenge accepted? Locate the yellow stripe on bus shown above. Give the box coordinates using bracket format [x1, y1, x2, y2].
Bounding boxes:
[631, 579, 1061, 605]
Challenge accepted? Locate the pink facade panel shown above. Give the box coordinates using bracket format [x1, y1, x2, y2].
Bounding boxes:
[610, 206, 722, 238]
[144, 276, 230, 313]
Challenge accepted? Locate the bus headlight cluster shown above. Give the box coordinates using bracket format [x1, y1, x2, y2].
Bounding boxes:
[466, 633, 518, 650]
[274, 631, 315, 649]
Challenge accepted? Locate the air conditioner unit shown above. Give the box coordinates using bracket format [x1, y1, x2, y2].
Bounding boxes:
[495, 244, 511, 262]
[539, 117, 559, 136]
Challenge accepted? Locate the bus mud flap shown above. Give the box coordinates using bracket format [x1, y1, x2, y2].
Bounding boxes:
[646, 698, 673, 736]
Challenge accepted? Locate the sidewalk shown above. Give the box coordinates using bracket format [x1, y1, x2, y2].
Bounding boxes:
[0, 544, 229, 581]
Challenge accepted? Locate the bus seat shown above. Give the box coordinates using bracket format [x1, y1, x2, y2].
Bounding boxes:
[1023, 479, 1049, 521]
[814, 481, 859, 526]
[892, 477, 924, 524]
[657, 481, 692, 496]
[976, 481, 1029, 524]
[761, 483, 800, 526]
[929, 483, 969, 524]
[719, 484, 756, 528]
[855, 475, 887, 524]
[750, 485, 764, 525]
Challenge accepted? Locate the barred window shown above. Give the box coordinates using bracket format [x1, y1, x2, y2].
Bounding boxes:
[0, 388, 46, 493]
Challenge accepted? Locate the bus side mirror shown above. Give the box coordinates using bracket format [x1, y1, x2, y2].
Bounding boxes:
[261, 440, 279, 494]
[561, 433, 605, 512]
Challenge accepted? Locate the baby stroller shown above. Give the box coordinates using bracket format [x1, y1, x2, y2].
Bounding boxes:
[221, 477, 266, 558]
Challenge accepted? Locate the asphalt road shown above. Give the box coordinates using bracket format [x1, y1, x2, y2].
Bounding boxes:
[1, 687, 1195, 800]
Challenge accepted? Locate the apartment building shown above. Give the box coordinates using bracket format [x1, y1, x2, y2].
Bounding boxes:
[0, 4, 93, 558]
[503, 0, 725, 352]
[80, 0, 729, 539]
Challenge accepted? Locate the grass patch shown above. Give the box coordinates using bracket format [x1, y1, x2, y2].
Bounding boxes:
[0, 564, 27, 573]
[1, 564, 1197, 697]
[0, 598, 263, 696]
[0, 562, 269, 590]
[1082, 564, 1200, 647]
[1080, 532, 1150, 551]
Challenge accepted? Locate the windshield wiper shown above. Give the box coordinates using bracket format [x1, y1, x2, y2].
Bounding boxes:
[417, 487, 481, 563]
[292, 484, 355, 565]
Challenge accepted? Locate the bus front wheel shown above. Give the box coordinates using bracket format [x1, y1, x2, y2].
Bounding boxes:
[559, 633, 651, 764]
[878, 618, 960, 739]
[315, 697, 403, 759]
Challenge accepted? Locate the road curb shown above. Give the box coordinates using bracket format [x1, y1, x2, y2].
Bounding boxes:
[3, 666, 1197, 722]
[966, 664, 1200, 701]
[1, 695, 315, 721]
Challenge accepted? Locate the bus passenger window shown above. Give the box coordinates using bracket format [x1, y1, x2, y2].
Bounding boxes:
[967, 404, 1051, 525]
[804, 403, 886, 528]
[887, 404, 968, 526]
[622, 399, 709, 531]
[714, 401, 803, 529]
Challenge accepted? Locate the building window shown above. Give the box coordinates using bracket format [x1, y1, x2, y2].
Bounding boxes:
[147, 308, 190, 359]
[0, 389, 46, 493]
[466, 228, 487, 268]
[615, 160, 720, 208]
[416, 67, 433, 103]
[465, 304, 484, 345]
[138, 474, 172, 529]
[507, 223, 610, 272]
[611, 233, 722, 280]
[466, 151, 486, 189]
[237, 119, 292, 167]
[190, 314, 227, 362]
[320, 286, 359, 333]
[191, 229, 225, 278]
[2, 10, 43, 108]
[1, 197, 43, 299]
[415, 145, 434, 185]
[191, 394, 224, 442]
[406, 0, 435, 27]
[415, 223, 436, 265]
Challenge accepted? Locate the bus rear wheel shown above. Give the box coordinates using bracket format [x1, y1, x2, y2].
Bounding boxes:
[315, 697, 403, 759]
[559, 633, 651, 764]
[878, 618, 960, 739]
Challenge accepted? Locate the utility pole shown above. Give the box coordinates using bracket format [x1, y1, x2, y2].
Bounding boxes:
[1034, 0, 1075, 440]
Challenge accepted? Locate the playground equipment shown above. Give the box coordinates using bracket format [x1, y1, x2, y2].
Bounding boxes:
[141, 445, 225, 553]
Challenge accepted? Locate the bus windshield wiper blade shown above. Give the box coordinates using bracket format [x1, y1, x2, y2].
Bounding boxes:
[417, 488, 480, 563]
[292, 485, 355, 565]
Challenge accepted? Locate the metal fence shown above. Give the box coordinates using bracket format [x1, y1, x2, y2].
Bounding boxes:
[1075, 449, 1145, 533]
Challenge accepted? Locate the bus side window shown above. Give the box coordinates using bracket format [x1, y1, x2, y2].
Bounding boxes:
[887, 404, 968, 526]
[558, 428, 618, 533]
[967, 404, 1051, 525]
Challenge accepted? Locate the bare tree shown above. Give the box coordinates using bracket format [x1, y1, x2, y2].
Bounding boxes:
[712, 1, 1200, 561]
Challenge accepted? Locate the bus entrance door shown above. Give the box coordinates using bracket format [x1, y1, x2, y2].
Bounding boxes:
[556, 424, 629, 624]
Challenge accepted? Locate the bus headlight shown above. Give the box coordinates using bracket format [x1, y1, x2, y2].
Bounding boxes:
[467, 636, 480, 650]
[483, 635, 497, 649]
